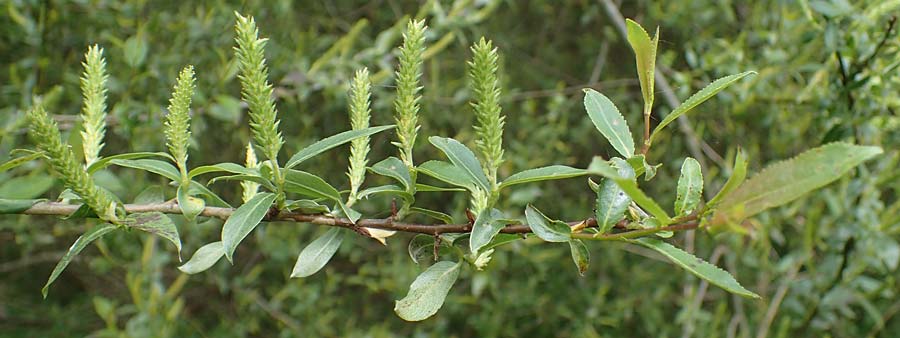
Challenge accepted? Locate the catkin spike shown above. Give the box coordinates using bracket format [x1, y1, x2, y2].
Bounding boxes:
[28, 101, 118, 222]
[393, 19, 426, 171]
[468, 37, 505, 188]
[346, 68, 372, 206]
[164, 65, 196, 179]
[79, 45, 109, 166]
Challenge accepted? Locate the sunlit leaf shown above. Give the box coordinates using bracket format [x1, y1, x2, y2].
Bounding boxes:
[285, 125, 395, 169]
[370, 156, 413, 191]
[629, 238, 759, 298]
[417, 160, 477, 191]
[0, 151, 44, 173]
[291, 228, 345, 278]
[394, 261, 461, 321]
[110, 159, 180, 181]
[712, 143, 882, 226]
[650, 72, 756, 142]
[675, 157, 703, 216]
[188, 162, 258, 178]
[583, 89, 634, 158]
[524, 204, 570, 242]
[428, 136, 491, 192]
[595, 158, 635, 234]
[469, 208, 504, 254]
[43, 223, 117, 298]
[499, 165, 587, 189]
[178, 241, 225, 274]
[625, 19, 658, 111]
[87, 152, 173, 174]
[221, 192, 276, 262]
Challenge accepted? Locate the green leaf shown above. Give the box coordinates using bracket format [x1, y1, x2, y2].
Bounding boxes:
[285, 125, 395, 169]
[124, 212, 182, 259]
[221, 192, 276, 262]
[524, 204, 570, 242]
[712, 143, 882, 226]
[583, 89, 634, 158]
[0, 151, 44, 173]
[626, 154, 661, 180]
[595, 159, 635, 234]
[625, 19, 658, 111]
[357, 184, 413, 203]
[568, 239, 589, 276]
[178, 241, 224, 274]
[0, 175, 55, 199]
[110, 159, 180, 181]
[707, 148, 749, 208]
[291, 228, 346, 278]
[188, 181, 232, 207]
[283, 169, 357, 223]
[133, 186, 165, 204]
[675, 157, 703, 217]
[43, 223, 117, 298]
[499, 165, 588, 189]
[408, 207, 454, 224]
[370, 157, 413, 191]
[87, 152, 173, 174]
[417, 161, 477, 191]
[630, 238, 759, 298]
[650, 71, 756, 143]
[188, 162, 258, 178]
[283, 199, 330, 214]
[208, 174, 275, 191]
[414, 184, 465, 193]
[428, 136, 491, 192]
[394, 261, 461, 321]
[0, 199, 42, 214]
[177, 185, 205, 221]
[589, 158, 671, 224]
[469, 209, 504, 254]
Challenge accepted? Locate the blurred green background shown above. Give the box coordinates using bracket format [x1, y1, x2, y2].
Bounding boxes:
[1, 0, 898, 337]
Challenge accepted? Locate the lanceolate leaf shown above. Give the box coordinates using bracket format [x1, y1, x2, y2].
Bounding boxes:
[595, 159, 635, 233]
[469, 209, 504, 254]
[0, 199, 43, 214]
[86, 152, 173, 174]
[625, 19, 658, 111]
[712, 143, 882, 226]
[408, 207, 455, 224]
[178, 241, 225, 274]
[0, 151, 45, 173]
[499, 165, 588, 189]
[675, 157, 703, 216]
[651, 71, 756, 143]
[583, 89, 634, 158]
[124, 212, 182, 258]
[221, 192, 276, 262]
[568, 239, 590, 276]
[395, 261, 461, 321]
[524, 204, 571, 242]
[188, 162, 258, 178]
[357, 185, 413, 203]
[189, 181, 232, 207]
[414, 184, 465, 193]
[43, 223, 117, 298]
[630, 238, 759, 298]
[285, 125, 395, 169]
[418, 160, 477, 191]
[707, 148, 748, 208]
[110, 159, 181, 182]
[370, 156, 413, 191]
[283, 169, 357, 223]
[291, 228, 345, 278]
[428, 136, 491, 192]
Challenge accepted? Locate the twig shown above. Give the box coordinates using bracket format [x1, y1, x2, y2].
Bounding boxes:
[19, 201, 700, 239]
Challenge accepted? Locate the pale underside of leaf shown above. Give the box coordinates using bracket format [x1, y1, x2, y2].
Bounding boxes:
[394, 261, 461, 321]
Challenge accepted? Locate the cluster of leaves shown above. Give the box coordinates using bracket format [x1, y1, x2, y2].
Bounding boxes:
[0, 10, 884, 327]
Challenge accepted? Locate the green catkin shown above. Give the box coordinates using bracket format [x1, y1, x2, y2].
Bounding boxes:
[164, 66, 196, 180]
[468, 38, 505, 189]
[79, 45, 109, 167]
[233, 12, 284, 164]
[346, 68, 372, 206]
[28, 102, 118, 222]
[393, 19, 426, 172]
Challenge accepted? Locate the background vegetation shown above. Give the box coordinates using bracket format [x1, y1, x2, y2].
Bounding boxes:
[1, 0, 898, 337]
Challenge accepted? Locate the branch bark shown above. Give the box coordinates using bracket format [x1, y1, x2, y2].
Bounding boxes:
[19, 201, 699, 238]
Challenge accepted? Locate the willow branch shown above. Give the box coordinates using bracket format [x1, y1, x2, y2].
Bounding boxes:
[19, 201, 700, 237]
